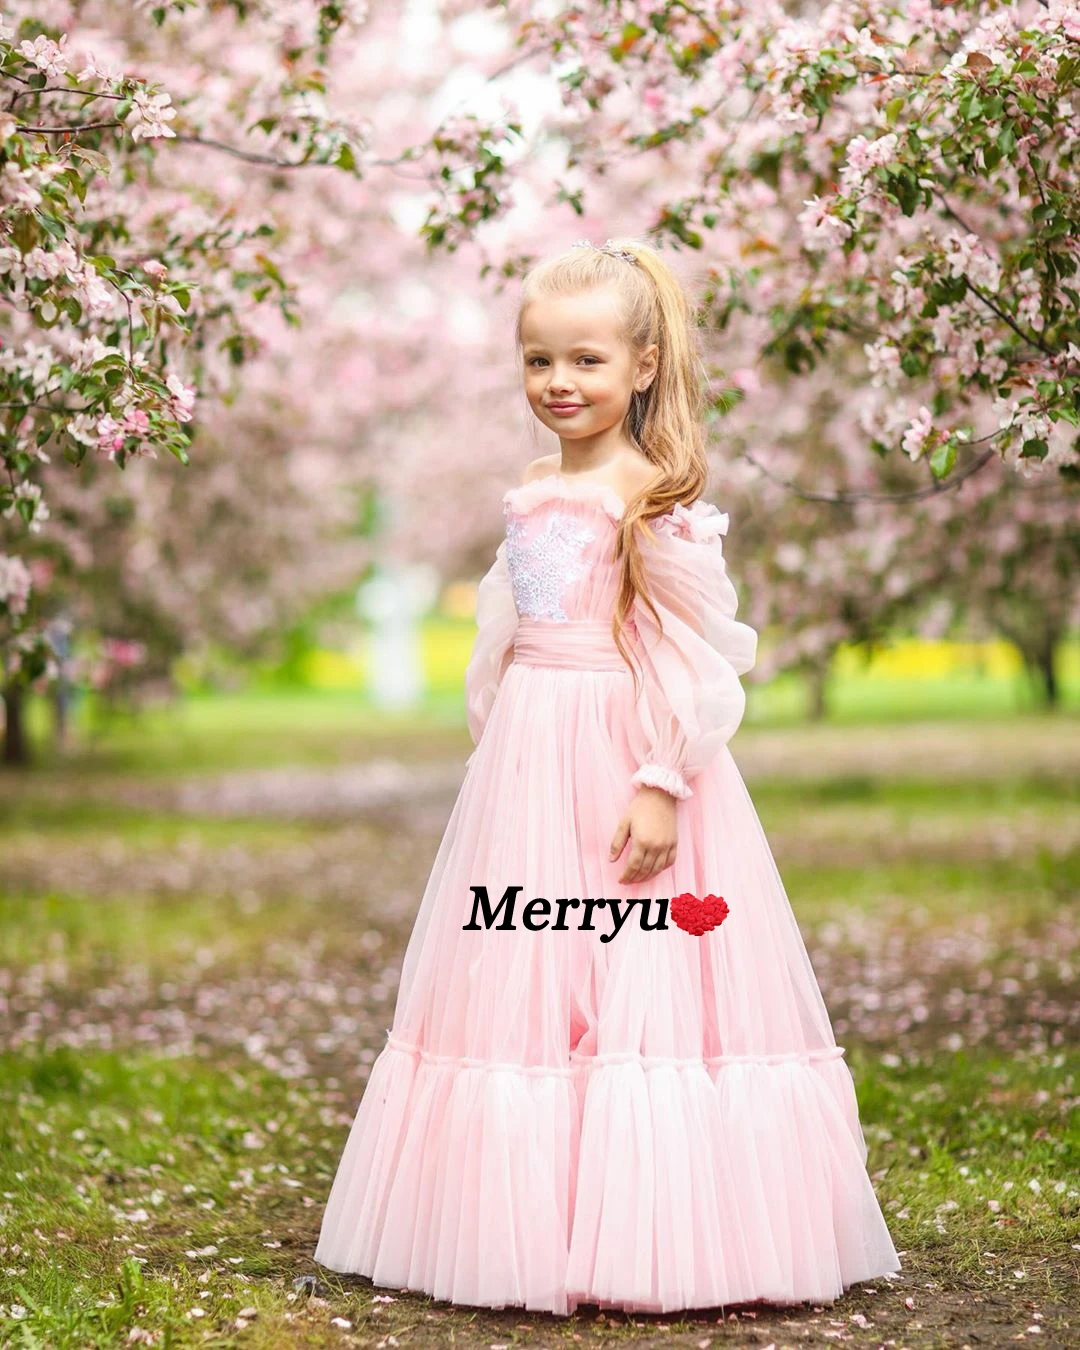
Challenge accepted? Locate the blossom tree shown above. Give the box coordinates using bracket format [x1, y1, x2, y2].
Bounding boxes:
[426, 0, 1079, 488]
[0, 0, 524, 762]
[4, 0, 1077, 766]
[722, 364, 1080, 714]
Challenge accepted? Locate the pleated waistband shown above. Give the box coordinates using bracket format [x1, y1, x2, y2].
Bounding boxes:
[513, 618, 631, 672]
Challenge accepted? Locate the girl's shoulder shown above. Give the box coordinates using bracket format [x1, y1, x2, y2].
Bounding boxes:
[521, 453, 560, 486]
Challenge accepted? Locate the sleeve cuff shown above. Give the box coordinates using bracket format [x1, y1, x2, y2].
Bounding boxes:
[631, 763, 693, 800]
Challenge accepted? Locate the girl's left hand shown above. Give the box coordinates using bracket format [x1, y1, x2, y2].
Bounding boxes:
[609, 786, 678, 885]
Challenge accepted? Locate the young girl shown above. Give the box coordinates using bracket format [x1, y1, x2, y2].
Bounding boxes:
[314, 237, 901, 1316]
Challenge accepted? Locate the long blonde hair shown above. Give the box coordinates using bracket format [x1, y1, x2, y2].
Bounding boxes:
[515, 236, 710, 695]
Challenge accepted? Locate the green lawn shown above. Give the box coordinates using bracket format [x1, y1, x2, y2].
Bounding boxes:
[14, 639, 1080, 778]
[0, 694, 1077, 1347]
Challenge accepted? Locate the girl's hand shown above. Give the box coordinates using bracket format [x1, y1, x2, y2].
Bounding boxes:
[609, 786, 678, 885]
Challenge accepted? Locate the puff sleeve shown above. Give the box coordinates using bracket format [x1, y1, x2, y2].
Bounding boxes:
[463, 537, 519, 749]
[625, 499, 758, 800]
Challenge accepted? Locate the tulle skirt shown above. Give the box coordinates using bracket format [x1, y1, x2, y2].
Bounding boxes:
[314, 618, 901, 1316]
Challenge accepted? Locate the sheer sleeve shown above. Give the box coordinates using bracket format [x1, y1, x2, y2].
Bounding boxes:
[625, 499, 758, 800]
[463, 537, 518, 750]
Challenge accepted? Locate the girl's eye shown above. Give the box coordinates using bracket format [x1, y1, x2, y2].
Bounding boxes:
[525, 355, 600, 367]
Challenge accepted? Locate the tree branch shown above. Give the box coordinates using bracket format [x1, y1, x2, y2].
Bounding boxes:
[738, 444, 999, 505]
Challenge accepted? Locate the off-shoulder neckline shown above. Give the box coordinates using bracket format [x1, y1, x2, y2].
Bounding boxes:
[501, 473, 628, 523]
[501, 474, 731, 547]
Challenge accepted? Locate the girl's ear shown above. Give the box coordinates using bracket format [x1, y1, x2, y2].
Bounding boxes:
[635, 343, 659, 392]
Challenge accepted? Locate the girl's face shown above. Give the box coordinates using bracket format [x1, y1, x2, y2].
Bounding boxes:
[519, 286, 657, 444]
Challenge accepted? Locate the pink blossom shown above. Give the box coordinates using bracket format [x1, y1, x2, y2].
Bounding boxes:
[944, 231, 1002, 293]
[730, 367, 761, 395]
[18, 34, 69, 79]
[902, 406, 934, 461]
[797, 196, 853, 251]
[122, 407, 151, 435]
[0, 554, 32, 618]
[101, 637, 146, 667]
[166, 372, 197, 421]
[96, 414, 126, 460]
[125, 89, 177, 143]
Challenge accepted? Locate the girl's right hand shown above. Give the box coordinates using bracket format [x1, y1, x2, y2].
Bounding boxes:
[609, 786, 678, 885]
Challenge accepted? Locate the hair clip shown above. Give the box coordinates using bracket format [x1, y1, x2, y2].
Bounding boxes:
[570, 238, 638, 266]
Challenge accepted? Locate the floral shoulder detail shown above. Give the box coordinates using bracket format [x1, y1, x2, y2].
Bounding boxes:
[651, 498, 730, 545]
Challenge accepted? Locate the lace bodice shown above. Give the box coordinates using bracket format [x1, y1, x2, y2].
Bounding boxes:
[501, 476, 626, 623]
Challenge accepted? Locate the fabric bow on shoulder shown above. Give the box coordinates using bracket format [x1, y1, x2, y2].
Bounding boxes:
[654, 499, 730, 544]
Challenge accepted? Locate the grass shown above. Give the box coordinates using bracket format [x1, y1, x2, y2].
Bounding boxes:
[0, 1046, 1075, 1347]
[0, 692, 1078, 1346]
[11, 633, 1080, 778]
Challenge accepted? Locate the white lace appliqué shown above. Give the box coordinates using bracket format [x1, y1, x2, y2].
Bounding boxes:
[505, 511, 596, 621]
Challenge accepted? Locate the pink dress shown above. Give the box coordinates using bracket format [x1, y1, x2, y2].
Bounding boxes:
[314, 472, 901, 1316]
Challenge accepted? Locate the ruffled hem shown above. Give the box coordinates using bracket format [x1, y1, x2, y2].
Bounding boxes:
[313, 1036, 901, 1318]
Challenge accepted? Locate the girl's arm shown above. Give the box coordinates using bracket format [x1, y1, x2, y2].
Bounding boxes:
[463, 537, 518, 751]
[625, 500, 758, 800]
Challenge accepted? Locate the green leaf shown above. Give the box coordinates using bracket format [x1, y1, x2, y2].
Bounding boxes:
[929, 440, 956, 479]
[37, 214, 64, 241]
[900, 351, 923, 377]
[257, 254, 286, 287]
[72, 147, 112, 174]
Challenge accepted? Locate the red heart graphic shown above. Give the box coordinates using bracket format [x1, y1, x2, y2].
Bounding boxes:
[669, 892, 729, 937]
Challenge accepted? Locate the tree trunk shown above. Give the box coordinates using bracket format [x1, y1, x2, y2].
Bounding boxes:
[1032, 636, 1059, 707]
[2, 681, 29, 765]
[989, 614, 1061, 711]
[807, 660, 829, 722]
